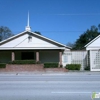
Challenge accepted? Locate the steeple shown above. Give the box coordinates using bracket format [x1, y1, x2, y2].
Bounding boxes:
[25, 12, 31, 31]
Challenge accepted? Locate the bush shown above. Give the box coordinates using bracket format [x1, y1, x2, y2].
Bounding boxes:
[8, 60, 37, 64]
[0, 63, 6, 68]
[65, 64, 81, 70]
[84, 66, 90, 70]
[44, 62, 58, 68]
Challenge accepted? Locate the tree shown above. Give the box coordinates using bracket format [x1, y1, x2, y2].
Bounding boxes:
[0, 26, 14, 41]
[71, 25, 100, 50]
[66, 42, 74, 48]
[34, 31, 41, 35]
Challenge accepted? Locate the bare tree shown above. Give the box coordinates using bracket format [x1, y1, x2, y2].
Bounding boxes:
[0, 26, 14, 41]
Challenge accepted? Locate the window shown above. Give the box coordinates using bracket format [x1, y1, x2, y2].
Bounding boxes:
[21, 52, 35, 60]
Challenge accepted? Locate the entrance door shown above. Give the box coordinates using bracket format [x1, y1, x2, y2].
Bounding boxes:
[21, 52, 35, 60]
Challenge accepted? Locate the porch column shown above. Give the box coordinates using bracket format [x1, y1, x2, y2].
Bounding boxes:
[36, 51, 39, 62]
[11, 51, 15, 61]
[59, 51, 62, 66]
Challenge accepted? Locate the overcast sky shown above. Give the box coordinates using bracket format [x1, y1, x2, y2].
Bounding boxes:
[0, 0, 100, 45]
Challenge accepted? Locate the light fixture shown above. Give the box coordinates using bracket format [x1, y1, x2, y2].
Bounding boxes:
[28, 33, 32, 42]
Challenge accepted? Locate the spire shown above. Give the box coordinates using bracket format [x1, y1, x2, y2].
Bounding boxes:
[25, 12, 31, 31]
[27, 12, 29, 27]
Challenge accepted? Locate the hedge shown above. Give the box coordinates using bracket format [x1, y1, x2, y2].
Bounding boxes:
[8, 60, 37, 64]
[0, 63, 6, 68]
[65, 64, 81, 70]
[44, 62, 58, 68]
[84, 66, 90, 70]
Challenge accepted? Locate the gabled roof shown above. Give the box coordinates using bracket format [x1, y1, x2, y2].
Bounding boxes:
[85, 34, 100, 47]
[0, 30, 71, 49]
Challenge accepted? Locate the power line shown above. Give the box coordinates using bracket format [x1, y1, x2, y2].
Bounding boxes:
[12, 31, 87, 34]
[12, 30, 85, 32]
[32, 13, 100, 16]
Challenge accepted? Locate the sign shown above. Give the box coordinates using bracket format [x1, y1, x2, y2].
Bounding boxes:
[92, 92, 100, 99]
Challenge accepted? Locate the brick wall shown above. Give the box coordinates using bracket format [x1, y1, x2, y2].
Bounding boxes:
[0, 64, 44, 72]
[0, 64, 68, 72]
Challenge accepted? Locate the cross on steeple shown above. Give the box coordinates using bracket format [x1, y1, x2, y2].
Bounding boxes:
[25, 12, 31, 31]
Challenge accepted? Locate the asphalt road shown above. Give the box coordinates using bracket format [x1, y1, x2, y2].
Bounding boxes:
[0, 72, 100, 100]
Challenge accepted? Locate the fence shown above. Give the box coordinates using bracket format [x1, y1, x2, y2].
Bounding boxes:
[62, 50, 88, 70]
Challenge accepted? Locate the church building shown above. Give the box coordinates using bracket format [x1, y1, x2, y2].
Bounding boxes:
[0, 13, 70, 67]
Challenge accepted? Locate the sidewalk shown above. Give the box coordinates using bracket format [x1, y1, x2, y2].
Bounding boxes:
[0, 70, 100, 75]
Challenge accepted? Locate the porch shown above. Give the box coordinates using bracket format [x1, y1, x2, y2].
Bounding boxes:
[0, 50, 63, 66]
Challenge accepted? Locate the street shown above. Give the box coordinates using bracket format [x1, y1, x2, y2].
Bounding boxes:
[0, 72, 100, 100]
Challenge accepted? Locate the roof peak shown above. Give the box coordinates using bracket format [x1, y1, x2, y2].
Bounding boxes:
[25, 12, 31, 31]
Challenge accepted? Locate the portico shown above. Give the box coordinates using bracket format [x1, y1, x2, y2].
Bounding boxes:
[10, 50, 63, 65]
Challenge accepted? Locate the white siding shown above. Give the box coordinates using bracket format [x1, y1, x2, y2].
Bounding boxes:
[90, 50, 100, 71]
[0, 34, 57, 48]
[86, 35, 100, 71]
[86, 37, 100, 50]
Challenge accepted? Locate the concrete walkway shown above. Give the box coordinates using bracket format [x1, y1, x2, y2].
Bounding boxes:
[0, 71, 100, 75]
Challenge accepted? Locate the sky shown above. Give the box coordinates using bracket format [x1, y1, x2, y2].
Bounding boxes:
[0, 0, 100, 45]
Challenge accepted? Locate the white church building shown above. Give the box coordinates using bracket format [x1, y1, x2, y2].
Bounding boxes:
[0, 14, 71, 67]
[0, 13, 100, 71]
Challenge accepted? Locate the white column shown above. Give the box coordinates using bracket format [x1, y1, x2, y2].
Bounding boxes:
[59, 51, 62, 66]
[11, 52, 15, 61]
[36, 51, 39, 62]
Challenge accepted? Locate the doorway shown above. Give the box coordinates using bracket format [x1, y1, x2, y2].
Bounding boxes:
[21, 52, 35, 60]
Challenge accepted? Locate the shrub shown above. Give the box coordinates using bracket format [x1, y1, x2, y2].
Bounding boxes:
[44, 62, 58, 68]
[0, 63, 6, 68]
[65, 64, 81, 70]
[8, 60, 37, 64]
[84, 66, 90, 70]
